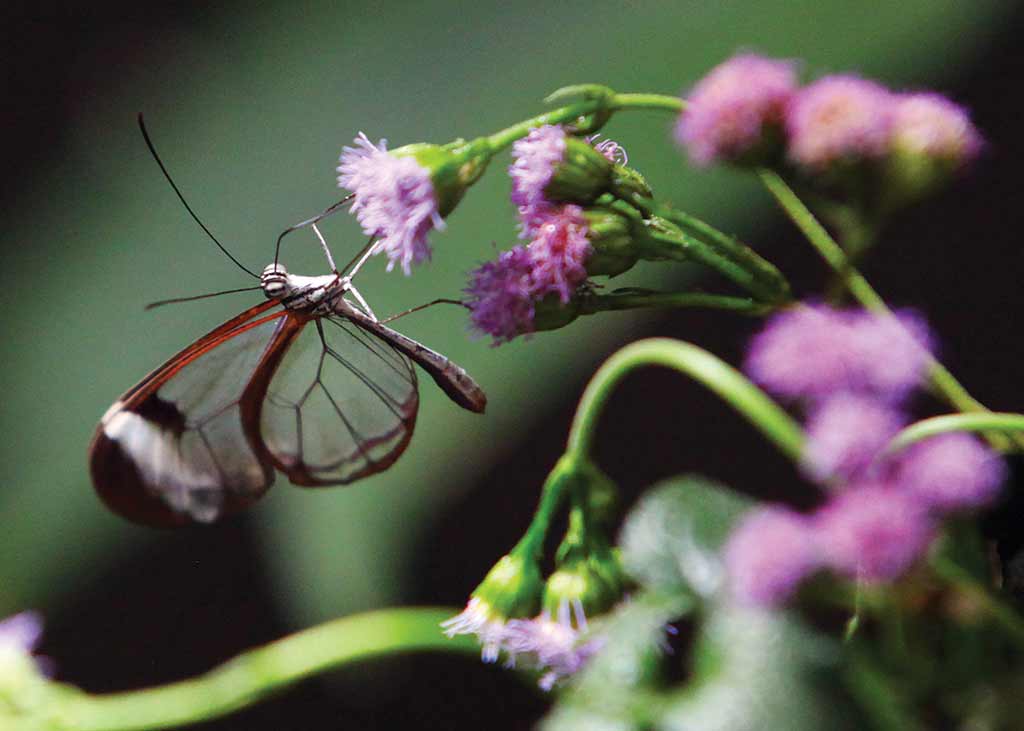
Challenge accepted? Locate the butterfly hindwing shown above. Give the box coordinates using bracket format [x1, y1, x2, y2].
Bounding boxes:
[259, 315, 419, 485]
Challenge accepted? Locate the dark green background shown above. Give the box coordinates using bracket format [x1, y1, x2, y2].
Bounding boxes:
[5, 1, 1023, 727]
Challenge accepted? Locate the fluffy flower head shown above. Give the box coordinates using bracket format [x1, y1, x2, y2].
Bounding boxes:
[676, 53, 798, 166]
[745, 304, 933, 403]
[510, 125, 567, 237]
[891, 92, 983, 165]
[503, 600, 603, 690]
[815, 484, 935, 583]
[337, 133, 443, 275]
[465, 247, 536, 345]
[803, 394, 905, 482]
[895, 433, 1005, 512]
[527, 205, 592, 303]
[744, 303, 856, 401]
[724, 507, 819, 607]
[786, 75, 895, 169]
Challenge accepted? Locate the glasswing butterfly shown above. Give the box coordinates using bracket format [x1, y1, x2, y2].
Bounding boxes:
[88, 117, 486, 527]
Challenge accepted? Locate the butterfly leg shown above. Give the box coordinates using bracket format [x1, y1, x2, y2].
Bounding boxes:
[347, 283, 379, 322]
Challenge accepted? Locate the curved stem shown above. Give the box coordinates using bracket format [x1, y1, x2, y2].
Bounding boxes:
[565, 338, 805, 461]
[756, 168, 1020, 451]
[518, 455, 579, 558]
[485, 92, 683, 152]
[886, 413, 1024, 454]
[56, 608, 476, 731]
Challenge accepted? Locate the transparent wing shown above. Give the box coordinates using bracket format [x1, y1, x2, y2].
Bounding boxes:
[259, 315, 419, 485]
[90, 303, 292, 526]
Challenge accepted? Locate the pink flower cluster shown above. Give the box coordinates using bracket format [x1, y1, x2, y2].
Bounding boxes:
[727, 304, 1005, 607]
[465, 206, 592, 344]
[467, 127, 626, 344]
[676, 53, 982, 171]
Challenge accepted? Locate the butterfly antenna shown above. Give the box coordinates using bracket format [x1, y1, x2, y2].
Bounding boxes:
[145, 285, 263, 310]
[273, 193, 355, 268]
[379, 298, 468, 324]
[137, 113, 259, 279]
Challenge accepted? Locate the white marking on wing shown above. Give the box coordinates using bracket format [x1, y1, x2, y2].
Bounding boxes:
[104, 411, 222, 522]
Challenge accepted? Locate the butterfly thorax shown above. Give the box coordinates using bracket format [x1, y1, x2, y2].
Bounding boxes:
[260, 263, 349, 313]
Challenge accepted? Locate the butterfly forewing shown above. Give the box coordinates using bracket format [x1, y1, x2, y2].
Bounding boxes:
[259, 315, 419, 485]
[90, 305, 290, 526]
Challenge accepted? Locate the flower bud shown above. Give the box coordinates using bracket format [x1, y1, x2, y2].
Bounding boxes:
[543, 135, 614, 204]
[581, 206, 639, 277]
[392, 136, 494, 217]
[472, 552, 545, 621]
[542, 552, 626, 624]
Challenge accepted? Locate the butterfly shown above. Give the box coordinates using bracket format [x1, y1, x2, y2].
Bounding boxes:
[88, 118, 485, 527]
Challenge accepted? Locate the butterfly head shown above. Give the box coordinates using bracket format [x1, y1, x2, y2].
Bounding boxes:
[261, 263, 289, 299]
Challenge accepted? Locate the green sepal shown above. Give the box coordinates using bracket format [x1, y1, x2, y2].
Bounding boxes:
[532, 293, 581, 333]
[581, 206, 640, 277]
[544, 136, 614, 206]
[470, 551, 545, 622]
[391, 136, 494, 218]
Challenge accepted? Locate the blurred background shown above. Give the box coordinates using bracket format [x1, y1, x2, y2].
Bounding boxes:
[5, 1, 1024, 727]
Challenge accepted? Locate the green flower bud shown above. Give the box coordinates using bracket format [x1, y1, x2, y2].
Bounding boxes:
[543, 551, 626, 623]
[533, 292, 581, 333]
[471, 552, 545, 621]
[544, 136, 615, 205]
[392, 136, 494, 217]
[582, 206, 640, 277]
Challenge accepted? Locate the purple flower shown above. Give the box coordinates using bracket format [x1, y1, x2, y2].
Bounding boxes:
[0, 612, 43, 654]
[676, 53, 798, 166]
[441, 597, 508, 663]
[724, 507, 819, 607]
[465, 246, 536, 345]
[744, 303, 856, 401]
[745, 304, 933, 403]
[503, 600, 603, 690]
[786, 75, 895, 169]
[891, 92, 983, 166]
[526, 205, 592, 303]
[510, 125, 567, 237]
[337, 133, 443, 275]
[849, 309, 934, 402]
[894, 433, 1006, 512]
[803, 394, 906, 482]
[815, 484, 935, 583]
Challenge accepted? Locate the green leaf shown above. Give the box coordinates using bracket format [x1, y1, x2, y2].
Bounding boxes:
[618, 476, 752, 596]
[660, 605, 858, 731]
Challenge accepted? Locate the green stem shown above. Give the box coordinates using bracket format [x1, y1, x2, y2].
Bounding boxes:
[931, 555, 1024, 648]
[757, 168, 1019, 451]
[485, 92, 683, 152]
[578, 290, 774, 316]
[627, 194, 790, 304]
[518, 455, 579, 558]
[659, 206, 792, 303]
[612, 92, 685, 112]
[55, 608, 477, 731]
[565, 338, 805, 461]
[886, 413, 1024, 454]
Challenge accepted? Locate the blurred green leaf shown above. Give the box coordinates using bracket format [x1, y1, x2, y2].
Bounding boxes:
[619, 475, 751, 596]
[659, 605, 856, 731]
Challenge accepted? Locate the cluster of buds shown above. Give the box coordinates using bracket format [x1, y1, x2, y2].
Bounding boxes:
[675, 53, 983, 206]
[465, 126, 650, 345]
[443, 459, 628, 689]
[725, 304, 1006, 607]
